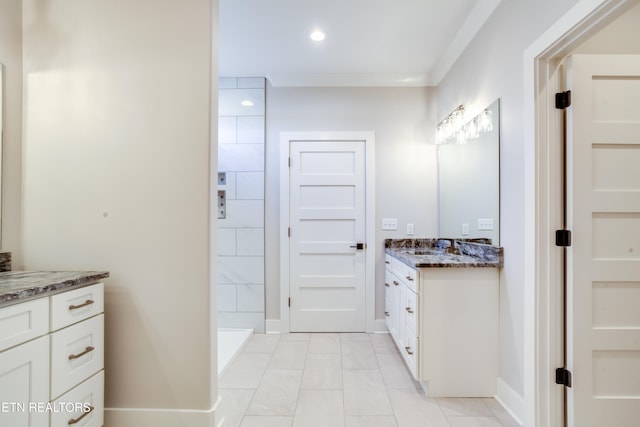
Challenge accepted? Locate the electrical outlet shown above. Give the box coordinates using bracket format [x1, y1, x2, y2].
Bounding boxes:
[407, 223, 414, 235]
[478, 218, 494, 231]
[382, 218, 398, 230]
[461, 223, 470, 235]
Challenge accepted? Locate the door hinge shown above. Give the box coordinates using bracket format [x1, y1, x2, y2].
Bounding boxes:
[555, 229, 572, 247]
[555, 90, 572, 109]
[288, 157, 291, 167]
[288, 227, 291, 237]
[555, 367, 572, 387]
[288, 297, 291, 307]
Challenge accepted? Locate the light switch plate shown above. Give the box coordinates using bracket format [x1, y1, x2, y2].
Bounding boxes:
[407, 223, 414, 235]
[461, 223, 470, 235]
[478, 218, 494, 231]
[382, 218, 398, 230]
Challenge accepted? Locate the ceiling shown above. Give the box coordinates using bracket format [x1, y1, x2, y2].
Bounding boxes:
[219, 0, 501, 87]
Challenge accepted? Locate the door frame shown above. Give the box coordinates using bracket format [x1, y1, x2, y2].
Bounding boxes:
[278, 131, 376, 333]
[524, 0, 636, 425]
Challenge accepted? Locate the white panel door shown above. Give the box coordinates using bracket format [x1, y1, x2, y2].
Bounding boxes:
[289, 139, 366, 332]
[567, 54, 640, 427]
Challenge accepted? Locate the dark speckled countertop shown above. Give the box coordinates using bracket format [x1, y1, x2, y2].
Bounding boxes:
[0, 271, 109, 307]
[385, 238, 503, 268]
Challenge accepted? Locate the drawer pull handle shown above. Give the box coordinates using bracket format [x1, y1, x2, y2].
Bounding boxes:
[68, 405, 94, 425]
[405, 346, 414, 355]
[69, 346, 95, 360]
[69, 299, 95, 311]
[385, 282, 390, 288]
[393, 281, 399, 286]
[406, 276, 414, 281]
[385, 311, 390, 317]
[405, 307, 414, 314]
[385, 261, 390, 264]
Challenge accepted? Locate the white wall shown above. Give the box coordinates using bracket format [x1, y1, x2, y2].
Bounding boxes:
[0, 0, 23, 265]
[436, 0, 582, 403]
[265, 85, 438, 323]
[574, 1, 640, 54]
[20, 1, 217, 426]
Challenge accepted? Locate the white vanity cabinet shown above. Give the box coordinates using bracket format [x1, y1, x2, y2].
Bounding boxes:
[384, 253, 499, 397]
[0, 283, 105, 427]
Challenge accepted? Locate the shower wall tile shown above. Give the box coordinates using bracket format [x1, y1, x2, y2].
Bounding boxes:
[238, 77, 266, 89]
[237, 116, 265, 144]
[237, 172, 265, 200]
[237, 229, 265, 256]
[218, 228, 237, 256]
[219, 200, 264, 228]
[219, 312, 265, 333]
[219, 143, 264, 172]
[219, 116, 237, 144]
[218, 284, 237, 312]
[218, 256, 265, 285]
[237, 284, 265, 312]
[218, 77, 265, 332]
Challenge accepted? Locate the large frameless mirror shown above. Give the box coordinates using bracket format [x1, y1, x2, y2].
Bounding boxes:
[438, 99, 500, 245]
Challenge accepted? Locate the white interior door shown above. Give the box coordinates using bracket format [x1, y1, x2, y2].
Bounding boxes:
[288, 139, 366, 332]
[567, 54, 640, 427]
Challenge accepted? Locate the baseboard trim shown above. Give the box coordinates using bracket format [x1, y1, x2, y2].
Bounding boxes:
[105, 398, 220, 427]
[496, 377, 525, 426]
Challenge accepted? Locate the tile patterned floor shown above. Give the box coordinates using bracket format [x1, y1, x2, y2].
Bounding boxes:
[217, 333, 520, 427]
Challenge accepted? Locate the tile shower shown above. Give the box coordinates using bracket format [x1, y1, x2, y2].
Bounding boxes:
[217, 77, 266, 336]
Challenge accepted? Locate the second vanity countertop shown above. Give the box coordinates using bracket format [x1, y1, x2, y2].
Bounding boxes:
[385, 238, 503, 268]
[0, 271, 110, 308]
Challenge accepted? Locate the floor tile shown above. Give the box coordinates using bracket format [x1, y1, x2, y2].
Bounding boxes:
[436, 398, 494, 417]
[217, 389, 255, 427]
[246, 370, 303, 416]
[342, 339, 379, 369]
[481, 398, 521, 427]
[239, 416, 293, 427]
[447, 416, 505, 427]
[370, 333, 397, 353]
[301, 353, 343, 389]
[376, 352, 416, 389]
[345, 415, 398, 427]
[387, 388, 449, 427]
[219, 353, 271, 389]
[269, 340, 309, 370]
[293, 389, 345, 427]
[340, 332, 371, 341]
[243, 333, 281, 353]
[308, 333, 341, 354]
[343, 370, 393, 416]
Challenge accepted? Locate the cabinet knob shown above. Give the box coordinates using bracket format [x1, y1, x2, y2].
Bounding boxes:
[385, 282, 390, 288]
[405, 346, 414, 355]
[406, 276, 414, 281]
[393, 281, 399, 286]
[384, 311, 390, 317]
[405, 307, 414, 314]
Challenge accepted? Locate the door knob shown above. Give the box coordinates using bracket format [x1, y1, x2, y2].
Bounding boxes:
[350, 243, 365, 250]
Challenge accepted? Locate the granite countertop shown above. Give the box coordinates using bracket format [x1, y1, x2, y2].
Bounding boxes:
[0, 271, 110, 307]
[385, 238, 503, 268]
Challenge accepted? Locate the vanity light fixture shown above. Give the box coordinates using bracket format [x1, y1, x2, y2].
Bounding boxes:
[435, 104, 492, 145]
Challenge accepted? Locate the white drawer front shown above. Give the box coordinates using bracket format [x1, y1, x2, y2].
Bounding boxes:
[50, 371, 104, 427]
[0, 297, 49, 352]
[384, 254, 393, 270]
[403, 329, 418, 378]
[50, 283, 104, 331]
[392, 259, 418, 293]
[51, 314, 104, 399]
[403, 287, 418, 337]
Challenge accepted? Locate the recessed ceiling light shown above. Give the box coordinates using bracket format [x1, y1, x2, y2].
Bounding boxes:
[240, 100, 254, 107]
[310, 30, 326, 42]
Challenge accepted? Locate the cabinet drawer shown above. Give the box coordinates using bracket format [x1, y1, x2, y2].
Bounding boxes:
[0, 297, 49, 352]
[392, 259, 418, 293]
[50, 370, 104, 427]
[50, 283, 104, 331]
[402, 329, 418, 378]
[402, 287, 418, 337]
[51, 315, 104, 399]
[384, 254, 393, 270]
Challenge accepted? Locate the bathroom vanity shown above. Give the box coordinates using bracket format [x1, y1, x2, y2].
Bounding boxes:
[384, 239, 502, 397]
[0, 254, 108, 427]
